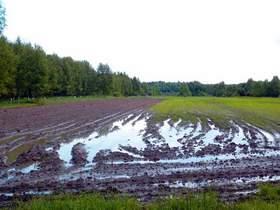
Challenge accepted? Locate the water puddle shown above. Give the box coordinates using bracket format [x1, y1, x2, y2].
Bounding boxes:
[58, 114, 148, 165]
[2, 112, 280, 197]
[57, 114, 280, 166]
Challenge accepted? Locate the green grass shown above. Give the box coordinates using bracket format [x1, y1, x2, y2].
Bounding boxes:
[151, 97, 280, 132]
[0, 96, 118, 108]
[147, 192, 225, 210]
[11, 194, 141, 210]
[6, 143, 33, 164]
[7, 185, 280, 210]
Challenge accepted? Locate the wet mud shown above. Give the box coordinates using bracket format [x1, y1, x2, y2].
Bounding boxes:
[0, 98, 280, 205]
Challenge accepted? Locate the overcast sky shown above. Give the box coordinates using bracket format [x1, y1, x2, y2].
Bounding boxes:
[3, 0, 280, 84]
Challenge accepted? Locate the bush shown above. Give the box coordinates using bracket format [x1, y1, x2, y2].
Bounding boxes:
[32, 97, 47, 106]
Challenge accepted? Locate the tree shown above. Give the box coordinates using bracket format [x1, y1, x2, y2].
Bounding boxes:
[250, 81, 266, 97]
[132, 77, 141, 95]
[0, 2, 6, 35]
[179, 83, 192, 96]
[96, 63, 113, 95]
[0, 37, 17, 97]
[267, 76, 280, 97]
[16, 44, 49, 97]
[245, 78, 254, 96]
[46, 54, 63, 95]
[151, 85, 160, 96]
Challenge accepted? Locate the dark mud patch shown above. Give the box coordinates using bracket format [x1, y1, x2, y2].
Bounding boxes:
[71, 143, 88, 166]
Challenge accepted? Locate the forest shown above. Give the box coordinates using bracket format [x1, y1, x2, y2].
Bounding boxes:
[0, 36, 280, 99]
[145, 77, 280, 97]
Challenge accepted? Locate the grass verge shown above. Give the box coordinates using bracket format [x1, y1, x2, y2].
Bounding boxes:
[0, 96, 119, 109]
[6, 184, 280, 210]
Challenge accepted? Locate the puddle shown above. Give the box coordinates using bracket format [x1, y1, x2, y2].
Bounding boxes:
[58, 114, 148, 165]
[0, 191, 52, 197]
[57, 114, 280, 166]
[20, 163, 39, 174]
[2, 112, 280, 200]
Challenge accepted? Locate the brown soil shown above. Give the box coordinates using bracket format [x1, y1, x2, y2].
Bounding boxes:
[0, 98, 160, 157]
[0, 98, 280, 207]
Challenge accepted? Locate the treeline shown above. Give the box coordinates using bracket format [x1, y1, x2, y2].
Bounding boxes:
[0, 36, 279, 98]
[0, 37, 144, 98]
[1, 35, 279, 99]
[145, 77, 280, 97]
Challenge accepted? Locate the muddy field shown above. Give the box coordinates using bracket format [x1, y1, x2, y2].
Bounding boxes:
[0, 98, 280, 206]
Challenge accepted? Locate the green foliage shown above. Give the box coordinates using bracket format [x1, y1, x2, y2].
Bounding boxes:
[0, 37, 17, 97]
[179, 83, 192, 96]
[145, 77, 280, 97]
[16, 45, 49, 97]
[32, 97, 47, 106]
[148, 192, 225, 210]
[257, 184, 280, 201]
[13, 194, 141, 210]
[96, 63, 113, 95]
[0, 37, 144, 99]
[112, 73, 134, 96]
[232, 184, 280, 210]
[151, 85, 160, 96]
[267, 76, 280, 97]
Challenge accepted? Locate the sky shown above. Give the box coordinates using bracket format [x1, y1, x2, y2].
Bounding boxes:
[2, 0, 280, 84]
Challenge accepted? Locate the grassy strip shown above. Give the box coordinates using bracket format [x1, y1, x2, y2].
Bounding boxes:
[12, 194, 141, 210]
[0, 96, 160, 108]
[151, 97, 280, 132]
[7, 184, 280, 210]
[0, 96, 120, 108]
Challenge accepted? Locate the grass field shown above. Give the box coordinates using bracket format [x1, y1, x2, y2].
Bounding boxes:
[151, 97, 280, 132]
[7, 185, 280, 210]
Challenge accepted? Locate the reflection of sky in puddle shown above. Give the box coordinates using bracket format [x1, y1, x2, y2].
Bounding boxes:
[247, 123, 275, 146]
[58, 114, 148, 165]
[20, 163, 39, 173]
[157, 174, 280, 190]
[0, 163, 40, 185]
[157, 119, 186, 147]
[159, 174, 280, 189]
[0, 191, 52, 197]
[231, 124, 247, 145]
[57, 114, 280, 166]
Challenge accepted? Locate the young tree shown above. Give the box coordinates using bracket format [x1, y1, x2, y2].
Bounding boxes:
[46, 54, 62, 96]
[267, 76, 280, 97]
[16, 44, 49, 97]
[96, 63, 113, 95]
[179, 83, 192, 96]
[151, 85, 160, 96]
[245, 78, 254, 96]
[132, 77, 141, 95]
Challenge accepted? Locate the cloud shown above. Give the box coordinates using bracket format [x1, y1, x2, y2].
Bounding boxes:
[3, 0, 280, 83]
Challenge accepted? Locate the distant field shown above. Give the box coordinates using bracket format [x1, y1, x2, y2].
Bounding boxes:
[2, 96, 279, 133]
[151, 97, 280, 132]
[0, 96, 118, 108]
